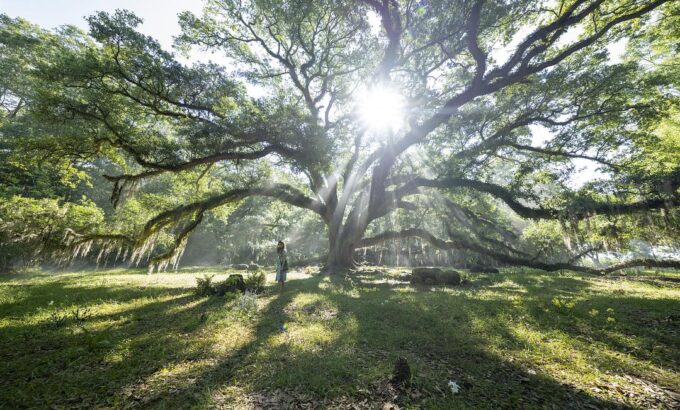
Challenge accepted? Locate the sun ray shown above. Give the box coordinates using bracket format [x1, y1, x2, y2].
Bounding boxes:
[357, 85, 405, 135]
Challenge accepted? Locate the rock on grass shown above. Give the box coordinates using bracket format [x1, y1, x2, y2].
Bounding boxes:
[411, 268, 461, 286]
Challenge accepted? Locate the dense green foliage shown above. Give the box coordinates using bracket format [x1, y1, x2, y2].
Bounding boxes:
[0, 197, 103, 271]
[1, 1, 679, 272]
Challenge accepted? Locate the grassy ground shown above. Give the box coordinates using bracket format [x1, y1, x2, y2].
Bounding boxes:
[1, 266, 679, 409]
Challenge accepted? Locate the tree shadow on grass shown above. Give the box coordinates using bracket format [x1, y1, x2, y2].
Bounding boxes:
[134, 273, 635, 409]
[318, 274, 637, 409]
[0, 279, 230, 408]
[2, 270, 666, 408]
[488, 272, 680, 378]
[0, 281, 189, 317]
[518, 292, 680, 385]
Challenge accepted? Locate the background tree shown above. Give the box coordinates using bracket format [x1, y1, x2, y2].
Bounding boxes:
[1, 0, 679, 273]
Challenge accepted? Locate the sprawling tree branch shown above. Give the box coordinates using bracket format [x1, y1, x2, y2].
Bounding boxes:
[143, 183, 327, 234]
[368, 0, 669, 206]
[357, 227, 680, 274]
[487, 0, 671, 91]
[393, 176, 679, 220]
[102, 146, 283, 207]
[127, 183, 328, 268]
[465, 0, 486, 87]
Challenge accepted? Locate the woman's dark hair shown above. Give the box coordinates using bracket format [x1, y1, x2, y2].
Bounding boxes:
[277, 241, 285, 253]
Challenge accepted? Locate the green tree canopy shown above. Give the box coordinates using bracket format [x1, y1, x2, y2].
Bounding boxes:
[1, 0, 679, 273]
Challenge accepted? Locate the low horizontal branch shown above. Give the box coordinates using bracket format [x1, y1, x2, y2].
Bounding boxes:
[394, 176, 678, 220]
[142, 183, 328, 237]
[600, 258, 680, 274]
[357, 227, 680, 275]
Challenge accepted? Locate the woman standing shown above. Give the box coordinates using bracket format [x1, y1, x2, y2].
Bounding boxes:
[275, 240, 288, 291]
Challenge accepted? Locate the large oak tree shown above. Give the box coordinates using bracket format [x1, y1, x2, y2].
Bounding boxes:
[2, 0, 679, 272]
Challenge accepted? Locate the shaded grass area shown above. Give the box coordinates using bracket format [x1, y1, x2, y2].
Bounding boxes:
[1, 267, 679, 409]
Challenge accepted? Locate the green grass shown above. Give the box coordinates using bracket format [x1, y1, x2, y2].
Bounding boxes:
[1, 266, 679, 409]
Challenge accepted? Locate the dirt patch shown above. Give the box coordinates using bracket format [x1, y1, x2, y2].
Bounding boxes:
[588, 375, 680, 409]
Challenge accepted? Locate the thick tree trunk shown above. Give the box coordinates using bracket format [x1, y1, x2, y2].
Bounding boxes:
[325, 220, 362, 271]
[326, 242, 356, 271]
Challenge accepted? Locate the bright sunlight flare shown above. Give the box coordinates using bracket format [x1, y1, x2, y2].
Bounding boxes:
[357, 85, 405, 134]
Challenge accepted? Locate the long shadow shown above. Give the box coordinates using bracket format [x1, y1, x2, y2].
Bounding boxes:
[517, 293, 680, 381]
[0, 278, 229, 408]
[146, 276, 315, 407]
[0, 281, 189, 317]
[133, 273, 634, 408]
[489, 272, 680, 377]
[3, 269, 671, 408]
[451, 271, 680, 406]
[316, 274, 634, 409]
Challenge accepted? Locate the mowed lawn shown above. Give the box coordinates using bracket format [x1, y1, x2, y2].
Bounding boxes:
[1, 267, 679, 409]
